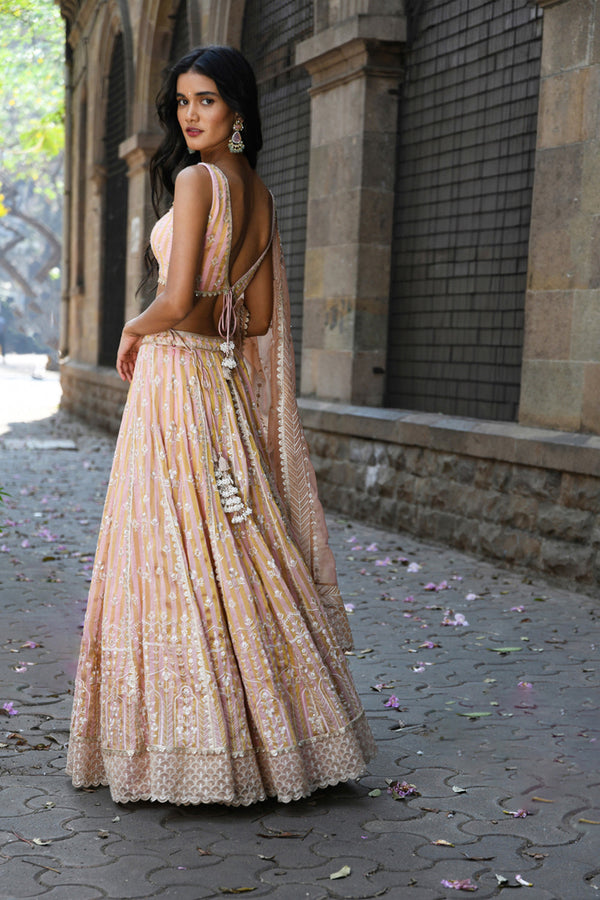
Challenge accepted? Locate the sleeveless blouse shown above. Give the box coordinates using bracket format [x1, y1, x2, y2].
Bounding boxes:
[150, 162, 274, 303]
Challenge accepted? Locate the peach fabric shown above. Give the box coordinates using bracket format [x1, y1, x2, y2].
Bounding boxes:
[66, 164, 375, 805]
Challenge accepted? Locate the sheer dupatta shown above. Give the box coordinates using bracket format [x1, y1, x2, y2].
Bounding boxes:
[242, 224, 353, 651]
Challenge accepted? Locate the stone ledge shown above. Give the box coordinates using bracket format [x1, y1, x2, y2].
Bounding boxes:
[296, 15, 406, 68]
[298, 398, 600, 477]
[60, 359, 128, 392]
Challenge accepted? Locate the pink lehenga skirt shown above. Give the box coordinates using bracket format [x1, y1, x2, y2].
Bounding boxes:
[66, 331, 376, 805]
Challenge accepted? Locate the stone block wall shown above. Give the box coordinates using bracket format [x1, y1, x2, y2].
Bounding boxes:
[299, 399, 600, 593]
[61, 361, 128, 435]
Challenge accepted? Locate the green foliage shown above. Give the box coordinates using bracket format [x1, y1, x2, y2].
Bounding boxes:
[0, 0, 65, 213]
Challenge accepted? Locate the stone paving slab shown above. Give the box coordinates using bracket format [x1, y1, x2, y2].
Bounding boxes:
[0, 406, 599, 898]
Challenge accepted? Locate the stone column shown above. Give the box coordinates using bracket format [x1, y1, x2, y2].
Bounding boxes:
[296, 15, 404, 407]
[119, 132, 162, 320]
[520, 0, 600, 433]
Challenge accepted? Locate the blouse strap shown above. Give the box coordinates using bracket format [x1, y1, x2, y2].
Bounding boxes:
[231, 194, 276, 297]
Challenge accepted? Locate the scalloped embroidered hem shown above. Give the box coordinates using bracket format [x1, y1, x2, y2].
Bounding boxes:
[66, 714, 376, 806]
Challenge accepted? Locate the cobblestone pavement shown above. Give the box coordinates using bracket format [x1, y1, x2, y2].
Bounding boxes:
[0, 360, 598, 900]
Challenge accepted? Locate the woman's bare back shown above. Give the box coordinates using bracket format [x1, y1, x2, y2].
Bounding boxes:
[176, 164, 273, 336]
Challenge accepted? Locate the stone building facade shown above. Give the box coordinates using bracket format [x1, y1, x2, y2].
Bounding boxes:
[58, 0, 600, 591]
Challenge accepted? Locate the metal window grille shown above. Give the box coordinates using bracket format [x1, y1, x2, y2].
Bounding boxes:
[241, 0, 313, 379]
[386, 1, 543, 421]
[99, 33, 128, 367]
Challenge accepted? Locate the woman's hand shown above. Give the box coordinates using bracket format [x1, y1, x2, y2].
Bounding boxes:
[116, 327, 143, 383]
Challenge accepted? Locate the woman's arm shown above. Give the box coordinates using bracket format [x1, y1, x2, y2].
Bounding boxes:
[125, 165, 211, 336]
[116, 165, 211, 381]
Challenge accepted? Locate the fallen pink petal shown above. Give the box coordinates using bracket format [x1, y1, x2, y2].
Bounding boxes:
[2, 702, 18, 716]
[424, 582, 437, 590]
[466, 593, 478, 601]
[511, 605, 526, 612]
[375, 557, 392, 566]
[372, 682, 394, 692]
[344, 603, 355, 613]
[366, 543, 378, 552]
[407, 562, 421, 573]
[21, 641, 40, 649]
[517, 681, 533, 689]
[442, 610, 469, 626]
[388, 780, 420, 799]
[435, 580, 449, 591]
[384, 695, 402, 709]
[440, 878, 478, 891]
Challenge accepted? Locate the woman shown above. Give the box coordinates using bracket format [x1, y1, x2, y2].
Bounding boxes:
[66, 45, 376, 806]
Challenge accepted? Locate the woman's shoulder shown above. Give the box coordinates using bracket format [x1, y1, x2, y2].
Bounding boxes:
[174, 162, 213, 194]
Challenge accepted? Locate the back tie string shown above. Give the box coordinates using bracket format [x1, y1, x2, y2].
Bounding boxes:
[218, 287, 237, 377]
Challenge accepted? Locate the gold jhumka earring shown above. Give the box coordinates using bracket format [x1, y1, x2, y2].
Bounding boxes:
[228, 117, 245, 153]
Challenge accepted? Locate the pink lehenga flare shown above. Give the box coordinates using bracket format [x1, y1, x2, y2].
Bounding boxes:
[66, 164, 376, 806]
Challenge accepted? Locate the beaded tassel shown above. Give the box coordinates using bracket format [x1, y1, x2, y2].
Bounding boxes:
[215, 456, 251, 523]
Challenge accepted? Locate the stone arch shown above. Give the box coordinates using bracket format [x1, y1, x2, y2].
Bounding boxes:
[134, 0, 202, 136]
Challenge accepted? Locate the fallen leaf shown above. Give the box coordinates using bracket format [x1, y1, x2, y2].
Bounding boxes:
[257, 827, 312, 839]
[452, 786, 467, 793]
[494, 874, 509, 886]
[219, 889, 256, 895]
[531, 796, 554, 803]
[515, 874, 533, 887]
[579, 818, 600, 824]
[197, 847, 213, 855]
[368, 788, 382, 797]
[433, 839, 454, 846]
[330, 865, 351, 880]
[32, 838, 52, 846]
[457, 712, 492, 719]
[489, 647, 522, 654]
[97, 830, 110, 839]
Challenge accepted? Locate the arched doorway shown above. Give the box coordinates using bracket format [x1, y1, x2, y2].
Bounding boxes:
[99, 32, 129, 367]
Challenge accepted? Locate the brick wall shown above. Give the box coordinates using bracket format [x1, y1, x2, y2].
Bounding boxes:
[386, 0, 543, 420]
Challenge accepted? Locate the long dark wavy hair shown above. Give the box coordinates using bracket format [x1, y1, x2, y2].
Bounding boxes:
[140, 45, 262, 296]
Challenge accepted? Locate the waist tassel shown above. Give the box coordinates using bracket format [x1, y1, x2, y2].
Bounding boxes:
[218, 288, 237, 378]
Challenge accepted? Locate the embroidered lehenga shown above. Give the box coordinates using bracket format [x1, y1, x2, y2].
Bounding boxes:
[66, 163, 376, 805]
